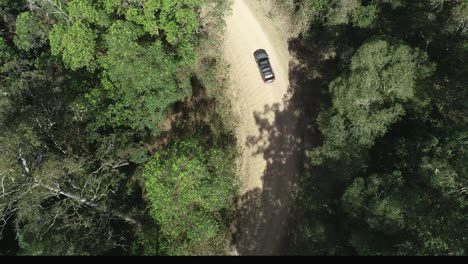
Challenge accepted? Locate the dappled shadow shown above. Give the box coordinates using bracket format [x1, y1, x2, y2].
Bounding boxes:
[232, 99, 302, 255]
[230, 26, 350, 255]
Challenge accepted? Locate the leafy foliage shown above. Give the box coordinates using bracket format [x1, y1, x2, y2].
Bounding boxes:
[311, 39, 435, 164]
[0, 0, 235, 256]
[14, 12, 49, 51]
[50, 22, 97, 70]
[142, 138, 237, 255]
[284, 0, 468, 256]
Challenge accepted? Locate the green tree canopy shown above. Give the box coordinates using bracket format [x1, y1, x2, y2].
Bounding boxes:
[142, 138, 237, 255]
[311, 39, 435, 164]
[14, 11, 49, 51]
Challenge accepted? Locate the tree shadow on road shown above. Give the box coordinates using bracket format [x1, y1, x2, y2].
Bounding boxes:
[230, 35, 338, 256]
[230, 25, 355, 255]
[231, 99, 303, 255]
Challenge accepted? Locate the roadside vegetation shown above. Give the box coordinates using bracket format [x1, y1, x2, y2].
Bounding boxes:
[274, 0, 467, 255]
[0, 0, 236, 255]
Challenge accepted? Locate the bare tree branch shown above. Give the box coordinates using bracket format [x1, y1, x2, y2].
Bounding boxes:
[35, 117, 68, 156]
[17, 154, 140, 227]
[91, 162, 129, 176]
[1, 175, 4, 197]
[40, 211, 63, 239]
[38, 182, 139, 226]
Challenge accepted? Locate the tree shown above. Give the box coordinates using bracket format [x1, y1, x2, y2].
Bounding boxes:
[49, 22, 97, 70]
[13, 11, 49, 51]
[286, 0, 467, 256]
[87, 20, 191, 133]
[1, 0, 236, 255]
[0, 33, 141, 255]
[310, 38, 435, 164]
[142, 137, 237, 255]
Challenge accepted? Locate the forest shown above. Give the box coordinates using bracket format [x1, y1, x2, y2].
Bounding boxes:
[1, 0, 467, 256]
[277, 0, 467, 255]
[0, 0, 236, 255]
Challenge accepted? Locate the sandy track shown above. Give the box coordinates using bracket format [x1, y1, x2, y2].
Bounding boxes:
[224, 0, 300, 256]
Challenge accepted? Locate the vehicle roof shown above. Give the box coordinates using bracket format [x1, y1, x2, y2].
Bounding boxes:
[254, 49, 268, 61]
[260, 62, 271, 72]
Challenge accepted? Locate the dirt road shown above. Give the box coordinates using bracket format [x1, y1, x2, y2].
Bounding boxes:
[224, 0, 301, 255]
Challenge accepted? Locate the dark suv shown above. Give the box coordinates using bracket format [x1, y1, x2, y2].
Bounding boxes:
[254, 49, 275, 83]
